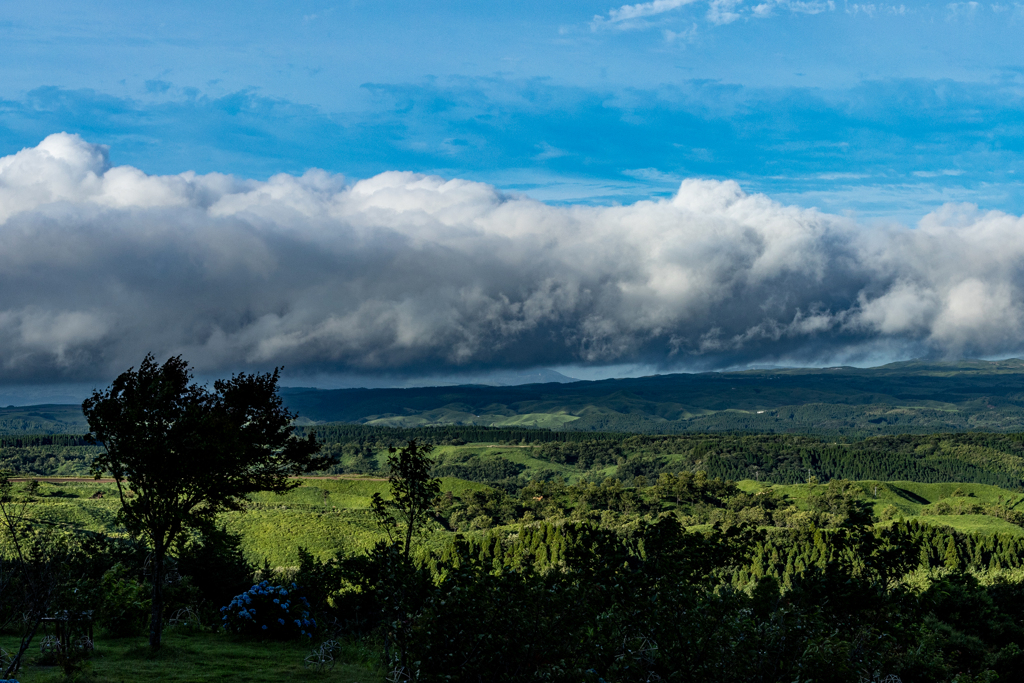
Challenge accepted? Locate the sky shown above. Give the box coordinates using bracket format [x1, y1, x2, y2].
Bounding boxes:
[0, 0, 1023, 397]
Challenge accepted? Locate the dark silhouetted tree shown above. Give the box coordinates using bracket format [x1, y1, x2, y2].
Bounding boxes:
[83, 354, 327, 649]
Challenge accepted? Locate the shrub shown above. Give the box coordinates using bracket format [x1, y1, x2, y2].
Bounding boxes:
[175, 525, 253, 611]
[97, 564, 150, 637]
[880, 504, 901, 521]
[220, 581, 315, 639]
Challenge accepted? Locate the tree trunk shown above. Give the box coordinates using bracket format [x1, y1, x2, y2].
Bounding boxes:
[149, 547, 164, 650]
[6, 612, 42, 677]
[404, 512, 415, 560]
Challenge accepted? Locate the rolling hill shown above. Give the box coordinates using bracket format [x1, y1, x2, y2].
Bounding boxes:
[6, 359, 1024, 437]
[280, 359, 1024, 436]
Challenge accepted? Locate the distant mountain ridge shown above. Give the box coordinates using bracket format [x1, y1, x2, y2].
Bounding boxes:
[279, 359, 1024, 437]
[5, 360, 1024, 436]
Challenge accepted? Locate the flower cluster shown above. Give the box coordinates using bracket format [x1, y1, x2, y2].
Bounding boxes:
[220, 581, 315, 639]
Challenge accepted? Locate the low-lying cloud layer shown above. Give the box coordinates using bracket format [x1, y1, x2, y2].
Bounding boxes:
[0, 133, 1022, 384]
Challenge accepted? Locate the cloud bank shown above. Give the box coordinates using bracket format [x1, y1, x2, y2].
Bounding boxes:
[1, 133, 1023, 383]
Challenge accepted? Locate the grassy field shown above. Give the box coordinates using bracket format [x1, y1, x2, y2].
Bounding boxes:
[0, 631, 380, 683]
[431, 443, 585, 480]
[9, 475, 494, 565]
[736, 478, 1024, 536]
[11, 466, 1024, 568]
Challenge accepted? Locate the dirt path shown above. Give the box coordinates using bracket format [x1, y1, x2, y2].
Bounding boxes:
[8, 474, 388, 484]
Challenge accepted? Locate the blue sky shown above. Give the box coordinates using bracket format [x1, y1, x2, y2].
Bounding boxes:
[2, 0, 1022, 221]
[1, 0, 1024, 397]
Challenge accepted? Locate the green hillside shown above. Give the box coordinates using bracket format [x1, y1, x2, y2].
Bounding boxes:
[9, 359, 1024, 437]
[279, 359, 1024, 436]
[0, 404, 88, 434]
[10, 469, 1024, 567]
[11, 429, 1024, 490]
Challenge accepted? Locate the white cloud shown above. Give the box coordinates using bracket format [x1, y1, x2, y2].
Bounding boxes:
[595, 0, 700, 26]
[752, 0, 834, 16]
[707, 0, 745, 22]
[946, 1, 980, 18]
[2, 133, 1024, 383]
[912, 169, 964, 178]
[533, 142, 570, 161]
[663, 23, 700, 42]
[593, 0, 836, 28]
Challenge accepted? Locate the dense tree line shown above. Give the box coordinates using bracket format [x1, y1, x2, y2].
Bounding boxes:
[307, 516, 1024, 683]
[525, 433, 1024, 489]
[432, 474, 883, 533]
[431, 454, 526, 484]
[538, 401, 1024, 437]
[0, 445, 100, 476]
[8, 477, 1024, 681]
[0, 434, 93, 447]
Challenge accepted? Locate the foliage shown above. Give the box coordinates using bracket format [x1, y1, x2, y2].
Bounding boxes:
[0, 474, 80, 678]
[370, 440, 440, 558]
[174, 525, 253, 616]
[97, 563, 151, 637]
[430, 453, 525, 484]
[220, 581, 315, 639]
[0, 444, 100, 476]
[387, 520, 1024, 683]
[806, 479, 876, 526]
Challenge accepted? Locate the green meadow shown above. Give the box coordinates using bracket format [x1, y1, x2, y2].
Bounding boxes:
[13, 452, 1024, 569]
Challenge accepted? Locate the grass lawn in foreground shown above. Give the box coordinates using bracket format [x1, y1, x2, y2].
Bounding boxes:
[0, 630, 381, 683]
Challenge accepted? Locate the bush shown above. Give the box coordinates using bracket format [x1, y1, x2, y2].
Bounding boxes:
[221, 581, 315, 639]
[880, 504, 901, 521]
[175, 525, 253, 613]
[97, 564, 150, 637]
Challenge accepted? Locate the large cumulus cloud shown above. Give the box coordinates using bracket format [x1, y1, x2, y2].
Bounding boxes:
[0, 132, 1021, 383]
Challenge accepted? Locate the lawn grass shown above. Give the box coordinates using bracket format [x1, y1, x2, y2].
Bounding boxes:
[0, 630, 381, 683]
